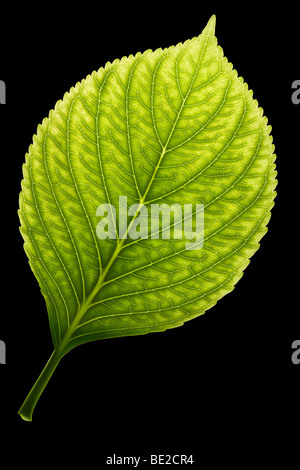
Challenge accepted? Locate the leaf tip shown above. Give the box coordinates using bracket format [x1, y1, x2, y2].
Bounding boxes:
[208, 14, 216, 32]
[201, 14, 216, 44]
[209, 14, 216, 28]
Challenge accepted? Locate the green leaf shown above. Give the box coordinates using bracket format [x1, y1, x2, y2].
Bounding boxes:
[18, 15, 277, 420]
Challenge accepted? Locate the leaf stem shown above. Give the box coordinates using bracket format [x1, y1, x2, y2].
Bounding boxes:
[18, 349, 62, 421]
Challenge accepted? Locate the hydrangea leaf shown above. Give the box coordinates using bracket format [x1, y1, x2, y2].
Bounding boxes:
[18, 15, 277, 420]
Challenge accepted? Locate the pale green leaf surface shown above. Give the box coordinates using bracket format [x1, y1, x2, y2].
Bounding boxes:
[19, 15, 277, 357]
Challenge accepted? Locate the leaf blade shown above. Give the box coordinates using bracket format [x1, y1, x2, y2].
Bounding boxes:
[19, 14, 277, 355]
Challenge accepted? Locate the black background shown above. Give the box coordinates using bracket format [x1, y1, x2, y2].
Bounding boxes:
[1, 2, 299, 466]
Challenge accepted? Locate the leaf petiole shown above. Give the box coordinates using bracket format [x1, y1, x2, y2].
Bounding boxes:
[18, 349, 62, 421]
